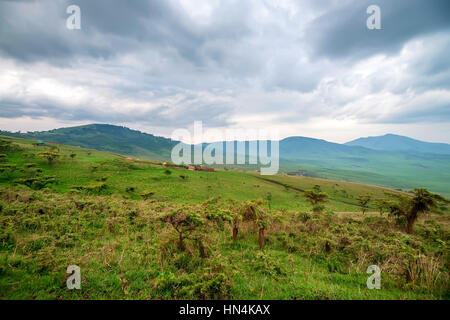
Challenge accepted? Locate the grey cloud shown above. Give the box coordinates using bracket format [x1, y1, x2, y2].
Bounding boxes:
[0, 94, 234, 128]
[305, 0, 450, 60]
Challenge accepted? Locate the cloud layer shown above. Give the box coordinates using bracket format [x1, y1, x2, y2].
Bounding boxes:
[0, 0, 449, 143]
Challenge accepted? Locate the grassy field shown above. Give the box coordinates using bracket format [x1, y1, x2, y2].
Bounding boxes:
[0, 135, 449, 300]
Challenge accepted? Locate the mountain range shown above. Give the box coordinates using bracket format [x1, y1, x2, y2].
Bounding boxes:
[1, 124, 449, 196]
[346, 134, 450, 155]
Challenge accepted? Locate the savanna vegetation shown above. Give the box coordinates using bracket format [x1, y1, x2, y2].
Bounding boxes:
[0, 135, 449, 300]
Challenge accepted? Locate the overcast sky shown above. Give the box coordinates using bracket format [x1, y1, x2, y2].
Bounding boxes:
[0, 0, 449, 143]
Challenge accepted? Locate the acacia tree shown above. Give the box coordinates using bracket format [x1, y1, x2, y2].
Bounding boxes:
[303, 190, 329, 213]
[159, 206, 204, 250]
[387, 189, 447, 234]
[201, 198, 235, 256]
[407, 189, 446, 234]
[374, 198, 390, 216]
[357, 194, 372, 215]
[38, 150, 60, 166]
[241, 200, 272, 249]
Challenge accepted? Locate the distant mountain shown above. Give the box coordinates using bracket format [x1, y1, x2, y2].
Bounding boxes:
[0, 124, 177, 160]
[280, 136, 380, 159]
[345, 134, 450, 155]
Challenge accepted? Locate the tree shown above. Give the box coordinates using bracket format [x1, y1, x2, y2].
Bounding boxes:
[357, 194, 372, 215]
[407, 189, 446, 234]
[303, 190, 329, 213]
[38, 150, 60, 166]
[241, 200, 271, 249]
[387, 189, 447, 234]
[159, 206, 204, 250]
[374, 198, 390, 216]
[70, 153, 77, 161]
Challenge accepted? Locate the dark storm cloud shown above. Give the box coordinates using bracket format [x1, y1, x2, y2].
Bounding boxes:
[0, 0, 253, 67]
[306, 0, 450, 59]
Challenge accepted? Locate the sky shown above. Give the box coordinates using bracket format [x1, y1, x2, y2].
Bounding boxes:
[0, 0, 449, 143]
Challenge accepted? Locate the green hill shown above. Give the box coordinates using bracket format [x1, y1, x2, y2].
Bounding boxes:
[1, 125, 449, 196]
[0, 124, 177, 161]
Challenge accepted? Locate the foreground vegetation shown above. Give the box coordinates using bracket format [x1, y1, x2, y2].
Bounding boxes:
[0, 135, 448, 299]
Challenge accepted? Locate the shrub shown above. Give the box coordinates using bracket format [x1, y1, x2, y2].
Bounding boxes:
[0, 139, 12, 152]
[140, 190, 155, 200]
[15, 176, 56, 190]
[0, 164, 17, 179]
[73, 182, 107, 194]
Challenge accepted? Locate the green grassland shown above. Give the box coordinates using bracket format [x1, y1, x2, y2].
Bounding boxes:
[0, 135, 449, 300]
[4, 124, 449, 197]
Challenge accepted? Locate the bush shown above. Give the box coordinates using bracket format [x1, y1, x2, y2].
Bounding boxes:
[15, 176, 56, 190]
[140, 190, 155, 200]
[73, 182, 107, 194]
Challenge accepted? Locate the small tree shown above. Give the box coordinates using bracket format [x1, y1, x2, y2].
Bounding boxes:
[70, 153, 76, 161]
[357, 194, 372, 215]
[374, 198, 390, 216]
[241, 200, 271, 249]
[303, 190, 329, 213]
[38, 150, 60, 166]
[159, 206, 204, 250]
